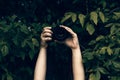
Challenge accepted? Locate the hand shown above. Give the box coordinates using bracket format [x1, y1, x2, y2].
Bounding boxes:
[60, 25, 80, 49]
[40, 27, 52, 48]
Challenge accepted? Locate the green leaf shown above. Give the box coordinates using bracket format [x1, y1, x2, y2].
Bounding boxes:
[107, 47, 113, 55]
[89, 73, 96, 80]
[29, 51, 35, 60]
[99, 47, 107, 54]
[61, 12, 72, 23]
[12, 35, 20, 46]
[96, 35, 104, 41]
[1, 45, 9, 56]
[0, 21, 7, 25]
[96, 71, 101, 80]
[113, 12, 120, 18]
[88, 40, 96, 45]
[98, 67, 109, 74]
[0, 25, 11, 32]
[110, 25, 116, 34]
[86, 23, 95, 35]
[71, 13, 77, 22]
[7, 74, 13, 80]
[11, 15, 17, 22]
[99, 11, 105, 23]
[83, 52, 94, 60]
[112, 61, 120, 68]
[27, 41, 34, 51]
[90, 11, 98, 25]
[110, 76, 120, 80]
[89, 71, 100, 80]
[101, 0, 106, 8]
[32, 38, 39, 47]
[114, 48, 120, 54]
[21, 39, 27, 48]
[20, 25, 29, 34]
[61, 12, 77, 23]
[7, 15, 17, 22]
[105, 23, 113, 27]
[78, 14, 86, 27]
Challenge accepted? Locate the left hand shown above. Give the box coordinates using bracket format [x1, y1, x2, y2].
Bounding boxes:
[60, 25, 80, 49]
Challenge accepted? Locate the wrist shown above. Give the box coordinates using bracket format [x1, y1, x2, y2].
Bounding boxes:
[71, 45, 80, 51]
[71, 46, 81, 55]
[39, 46, 47, 53]
[40, 41, 48, 48]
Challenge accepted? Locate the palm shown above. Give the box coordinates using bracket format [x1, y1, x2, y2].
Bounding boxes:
[65, 36, 79, 49]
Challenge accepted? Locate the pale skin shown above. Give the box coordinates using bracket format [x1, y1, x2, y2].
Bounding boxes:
[34, 25, 85, 80]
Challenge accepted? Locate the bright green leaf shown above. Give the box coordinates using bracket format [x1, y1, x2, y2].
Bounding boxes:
[96, 71, 101, 80]
[90, 11, 98, 25]
[78, 14, 86, 27]
[107, 47, 113, 55]
[1, 45, 9, 56]
[86, 23, 95, 35]
[110, 25, 116, 34]
[89, 71, 101, 80]
[99, 11, 105, 23]
[96, 35, 104, 41]
[113, 12, 120, 18]
[71, 13, 77, 22]
[99, 47, 107, 54]
[105, 23, 113, 27]
[61, 12, 72, 23]
[89, 73, 96, 80]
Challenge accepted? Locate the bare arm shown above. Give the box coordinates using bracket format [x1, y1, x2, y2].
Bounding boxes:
[34, 27, 52, 80]
[61, 25, 85, 80]
[72, 47, 85, 80]
[34, 47, 47, 80]
[34, 26, 85, 80]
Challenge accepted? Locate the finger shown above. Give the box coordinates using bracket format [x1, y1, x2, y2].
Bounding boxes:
[43, 27, 52, 30]
[43, 37, 52, 41]
[60, 25, 76, 36]
[42, 33, 52, 37]
[43, 29, 53, 34]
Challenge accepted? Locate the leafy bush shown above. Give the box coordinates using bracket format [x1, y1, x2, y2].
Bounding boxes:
[0, 0, 120, 80]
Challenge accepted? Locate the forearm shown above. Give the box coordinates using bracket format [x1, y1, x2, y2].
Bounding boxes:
[34, 47, 47, 80]
[72, 47, 85, 80]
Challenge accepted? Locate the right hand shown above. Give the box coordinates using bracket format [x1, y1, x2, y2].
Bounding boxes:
[40, 27, 53, 48]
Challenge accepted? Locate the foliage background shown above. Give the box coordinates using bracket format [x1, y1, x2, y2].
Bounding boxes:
[0, 0, 120, 80]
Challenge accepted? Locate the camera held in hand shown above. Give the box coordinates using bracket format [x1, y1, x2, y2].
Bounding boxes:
[52, 26, 71, 41]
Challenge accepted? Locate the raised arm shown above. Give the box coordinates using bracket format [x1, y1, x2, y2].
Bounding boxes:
[61, 25, 85, 80]
[34, 27, 52, 80]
